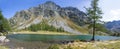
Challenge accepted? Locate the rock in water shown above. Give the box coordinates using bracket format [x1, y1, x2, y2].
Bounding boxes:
[0, 36, 6, 43]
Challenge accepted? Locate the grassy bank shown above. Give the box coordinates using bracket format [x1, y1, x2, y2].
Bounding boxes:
[48, 40, 120, 49]
[0, 46, 8, 49]
[12, 31, 72, 35]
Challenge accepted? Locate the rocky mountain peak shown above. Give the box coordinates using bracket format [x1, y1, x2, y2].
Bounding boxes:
[9, 1, 90, 34]
[38, 1, 61, 11]
[45, 1, 56, 5]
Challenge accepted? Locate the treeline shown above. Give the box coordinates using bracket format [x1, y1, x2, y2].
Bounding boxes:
[0, 11, 11, 35]
[26, 21, 65, 32]
[110, 33, 120, 36]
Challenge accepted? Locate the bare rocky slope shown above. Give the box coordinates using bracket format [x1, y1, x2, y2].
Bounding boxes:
[9, 1, 90, 34]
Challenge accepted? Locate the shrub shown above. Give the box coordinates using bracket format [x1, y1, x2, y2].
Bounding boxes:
[48, 45, 60, 49]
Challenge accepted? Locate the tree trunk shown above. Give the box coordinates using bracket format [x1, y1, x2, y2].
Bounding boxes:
[91, 20, 95, 41]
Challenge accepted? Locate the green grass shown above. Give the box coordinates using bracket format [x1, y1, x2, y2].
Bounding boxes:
[0, 46, 8, 49]
[14, 31, 72, 35]
[66, 19, 88, 33]
[48, 40, 120, 49]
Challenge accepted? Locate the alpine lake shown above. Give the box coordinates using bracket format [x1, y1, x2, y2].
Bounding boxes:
[5, 34, 120, 49]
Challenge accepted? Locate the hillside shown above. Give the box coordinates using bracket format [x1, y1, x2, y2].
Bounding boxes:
[105, 21, 120, 36]
[9, 1, 90, 34]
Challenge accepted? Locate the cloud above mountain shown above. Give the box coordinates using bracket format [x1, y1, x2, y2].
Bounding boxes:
[109, 9, 120, 21]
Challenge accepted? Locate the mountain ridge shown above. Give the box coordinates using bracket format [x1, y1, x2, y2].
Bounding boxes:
[9, 1, 90, 34]
[105, 20, 120, 33]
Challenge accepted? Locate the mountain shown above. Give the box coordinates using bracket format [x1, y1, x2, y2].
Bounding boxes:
[105, 21, 120, 33]
[9, 1, 90, 34]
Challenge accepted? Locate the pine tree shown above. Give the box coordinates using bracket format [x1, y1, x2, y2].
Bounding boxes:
[0, 11, 4, 33]
[85, 0, 102, 41]
[0, 10, 11, 35]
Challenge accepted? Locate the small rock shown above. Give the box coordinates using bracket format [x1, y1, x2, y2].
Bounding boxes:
[0, 36, 6, 42]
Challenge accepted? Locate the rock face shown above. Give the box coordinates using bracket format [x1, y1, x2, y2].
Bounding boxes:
[9, 1, 90, 34]
[105, 21, 120, 33]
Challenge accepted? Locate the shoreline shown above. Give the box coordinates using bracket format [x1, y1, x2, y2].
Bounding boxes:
[0, 35, 120, 49]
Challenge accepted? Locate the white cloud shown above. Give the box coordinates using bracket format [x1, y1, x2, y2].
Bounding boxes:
[110, 9, 120, 20]
[101, 9, 120, 22]
[110, 9, 120, 15]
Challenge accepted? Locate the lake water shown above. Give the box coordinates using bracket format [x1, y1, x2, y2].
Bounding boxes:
[4, 34, 120, 49]
[7, 34, 120, 42]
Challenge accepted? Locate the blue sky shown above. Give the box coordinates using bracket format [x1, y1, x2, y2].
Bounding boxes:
[0, 0, 90, 18]
[0, 0, 120, 22]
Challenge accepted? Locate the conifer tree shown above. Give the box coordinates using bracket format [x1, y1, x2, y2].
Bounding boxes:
[85, 0, 102, 41]
[0, 10, 11, 34]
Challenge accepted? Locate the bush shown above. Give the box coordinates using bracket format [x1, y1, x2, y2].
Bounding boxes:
[48, 45, 60, 49]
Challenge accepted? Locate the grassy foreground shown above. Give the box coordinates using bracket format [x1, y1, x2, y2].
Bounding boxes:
[0, 46, 8, 49]
[48, 40, 120, 49]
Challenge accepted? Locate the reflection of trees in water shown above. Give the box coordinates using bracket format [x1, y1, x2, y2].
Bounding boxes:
[5, 39, 52, 49]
